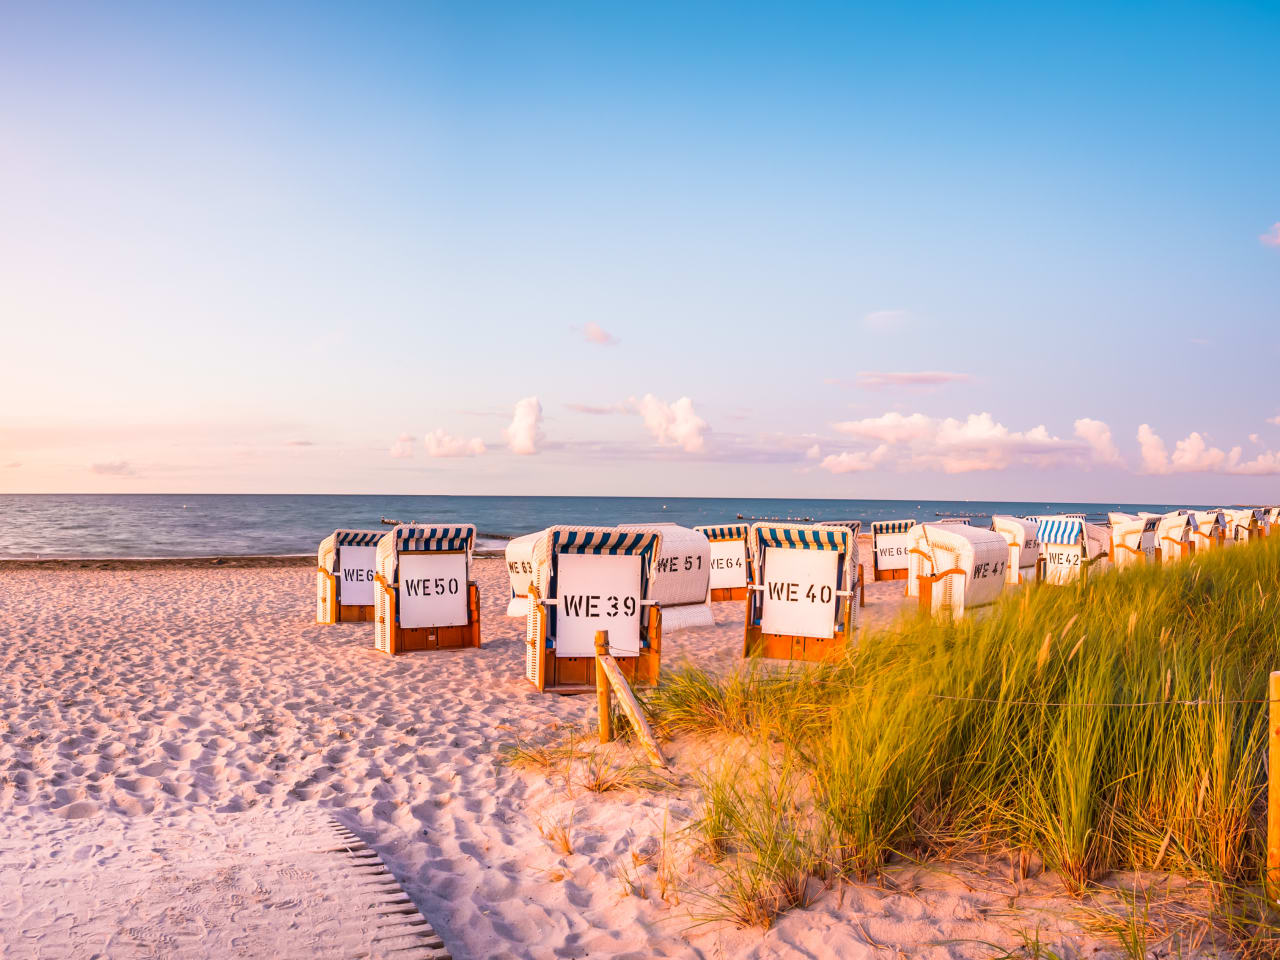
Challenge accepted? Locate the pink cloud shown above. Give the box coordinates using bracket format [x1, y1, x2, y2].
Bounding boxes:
[423, 429, 486, 458]
[632, 395, 708, 453]
[1261, 223, 1280, 247]
[389, 433, 415, 459]
[578, 322, 618, 346]
[855, 371, 971, 389]
[504, 397, 543, 455]
[1073, 418, 1124, 466]
[1136, 424, 1170, 474]
[90, 460, 136, 476]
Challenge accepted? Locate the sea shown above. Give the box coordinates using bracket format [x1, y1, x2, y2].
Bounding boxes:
[0, 494, 1212, 560]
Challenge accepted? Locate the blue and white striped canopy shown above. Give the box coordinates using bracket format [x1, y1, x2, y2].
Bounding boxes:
[753, 524, 850, 552]
[694, 523, 750, 542]
[871, 519, 914, 535]
[546, 526, 661, 559]
[334, 530, 385, 547]
[1037, 518, 1083, 545]
[394, 524, 475, 553]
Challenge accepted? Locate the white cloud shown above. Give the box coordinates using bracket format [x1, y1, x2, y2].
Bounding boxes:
[1249, 433, 1260, 444]
[1170, 432, 1228, 472]
[632, 395, 708, 453]
[1073, 418, 1124, 467]
[1261, 223, 1280, 247]
[578, 322, 618, 346]
[820, 446, 889, 474]
[863, 309, 911, 330]
[1136, 424, 1171, 474]
[829, 411, 1076, 474]
[566, 402, 628, 415]
[1228, 451, 1280, 475]
[90, 460, 136, 476]
[805, 443, 821, 460]
[1268, 415, 1280, 426]
[423, 429, 486, 458]
[856, 371, 970, 389]
[504, 396, 543, 455]
[389, 433, 415, 459]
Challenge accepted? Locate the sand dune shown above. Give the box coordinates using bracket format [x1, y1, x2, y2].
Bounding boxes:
[0, 560, 1154, 958]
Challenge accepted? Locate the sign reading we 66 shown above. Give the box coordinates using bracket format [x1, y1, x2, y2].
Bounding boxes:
[760, 547, 839, 639]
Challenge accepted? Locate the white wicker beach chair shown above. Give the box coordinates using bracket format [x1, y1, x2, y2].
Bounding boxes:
[991, 516, 1040, 585]
[619, 523, 713, 633]
[316, 530, 385, 624]
[870, 519, 915, 582]
[1221, 508, 1264, 544]
[1154, 512, 1193, 563]
[373, 524, 480, 655]
[1108, 513, 1160, 570]
[525, 525, 664, 694]
[504, 531, 544, 618]
[1036, 517, 1111, 584]
[1189, 510, 1225, 552]
[692, 523, 752, 601]
[905, 523, 1008, 617]
[744, 522, 859, 661]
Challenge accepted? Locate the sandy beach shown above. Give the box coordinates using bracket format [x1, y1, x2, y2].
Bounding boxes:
[0, 558, 1204, 958]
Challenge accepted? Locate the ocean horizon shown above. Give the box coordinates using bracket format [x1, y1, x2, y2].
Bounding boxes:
[0, 493, 1219, 559]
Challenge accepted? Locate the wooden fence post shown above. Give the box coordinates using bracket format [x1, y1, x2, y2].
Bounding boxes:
[1268, 670, 1280, 904]
[595, 631, 612, 744]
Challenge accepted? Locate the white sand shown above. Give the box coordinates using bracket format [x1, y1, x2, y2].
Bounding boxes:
[0, 561, 1192, 958]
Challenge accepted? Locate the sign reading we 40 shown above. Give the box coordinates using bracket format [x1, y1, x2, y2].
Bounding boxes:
[760, 548, 839, 640]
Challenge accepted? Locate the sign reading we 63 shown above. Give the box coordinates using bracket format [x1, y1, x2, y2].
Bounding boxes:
[337, 546, 377, 606]
[760, 547, 839, 639]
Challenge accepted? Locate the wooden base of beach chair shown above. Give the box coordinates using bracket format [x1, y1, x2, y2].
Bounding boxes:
[874, 568, 908, 582]
[742, 624, 849, 662]
[709, 586, 749, 602]
[336, 604, 376, 623]
[528, 605, 662, 694]
[375, 581, 482, 655]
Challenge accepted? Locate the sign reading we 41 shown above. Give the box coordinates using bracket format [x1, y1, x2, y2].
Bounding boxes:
[760, 547, 839, 639]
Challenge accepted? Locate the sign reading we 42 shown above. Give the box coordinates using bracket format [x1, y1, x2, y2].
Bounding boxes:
[760, 547, 839, 640]
[555, 553, 642, 658]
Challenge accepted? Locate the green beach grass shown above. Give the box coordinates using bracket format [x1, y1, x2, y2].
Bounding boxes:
[646, 534, 1280, 948]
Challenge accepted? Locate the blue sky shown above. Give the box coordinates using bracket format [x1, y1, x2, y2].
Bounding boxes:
[1, 1, 1277, 498]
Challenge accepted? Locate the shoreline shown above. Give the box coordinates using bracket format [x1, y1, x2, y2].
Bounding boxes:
[0, 548, 509, 570]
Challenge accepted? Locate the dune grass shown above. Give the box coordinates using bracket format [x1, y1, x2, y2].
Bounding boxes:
[647, 535, 1280, 942]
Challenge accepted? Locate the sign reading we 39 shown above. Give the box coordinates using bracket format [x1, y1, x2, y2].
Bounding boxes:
[398, 553, 468, 628]
[555, 553, 642, 658]
[760, 547, 839, 640]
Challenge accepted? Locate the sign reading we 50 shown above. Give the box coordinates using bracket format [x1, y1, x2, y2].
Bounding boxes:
[398, 553, 468, 628]
[760, 548, 839, 639]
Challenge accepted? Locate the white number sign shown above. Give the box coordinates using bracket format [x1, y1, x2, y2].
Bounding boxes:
[556, 553, 642, 658]
[337, 546, 377, 606]
[708, 539, 747, 589]
[760, 547, 838, 639]
[398, 553, 468, 628]
[874, 533, 911, 572]
[1042, 545, 1083, 586]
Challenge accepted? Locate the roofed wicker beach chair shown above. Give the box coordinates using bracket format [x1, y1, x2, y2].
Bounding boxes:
[1222, 508, 1264, 544]
[1189, 509, 1226, 552]
[744, 521, 860, 662]
[620, 523, 713, 632]
[905, 522, 1008, 617]
[693, 523, 752, 601]
[1108, 512, 1160, 570]
[1155, 511, 1193, 562]
[1036, 516, 1111, 584]
[870, 519, 915, 582]
[525, 525, 663, 694]
[373, 524, 480, 655]
[316, 530, 385, 624]
[504, 530, 544, 618]
[990, 515, 1040, 585]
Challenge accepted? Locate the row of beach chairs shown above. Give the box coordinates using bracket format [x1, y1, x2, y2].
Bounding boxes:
[315, 507, 1278, 694]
